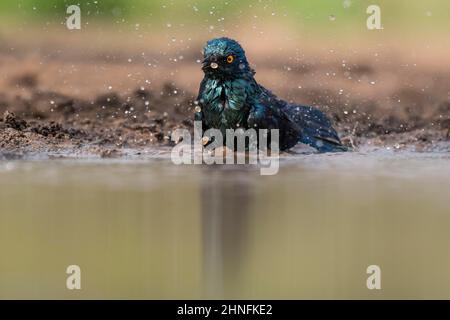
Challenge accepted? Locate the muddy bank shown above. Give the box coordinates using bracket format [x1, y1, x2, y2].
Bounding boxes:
[0, 80, 197, 157]
[0, 79, 449, 158]
[0, 41, 449, 157]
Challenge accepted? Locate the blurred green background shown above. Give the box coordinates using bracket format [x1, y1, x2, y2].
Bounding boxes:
[0, 0, 449, 34]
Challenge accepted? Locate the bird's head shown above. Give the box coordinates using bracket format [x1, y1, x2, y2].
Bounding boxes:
[201, 37, 254, 79]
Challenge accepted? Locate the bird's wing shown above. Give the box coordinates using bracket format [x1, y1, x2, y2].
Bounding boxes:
[247, 93, 302, 150]
[283, 105, 342, 145]
[257, 85, 345, 151]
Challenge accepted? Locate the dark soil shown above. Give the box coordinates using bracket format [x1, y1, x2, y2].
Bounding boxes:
[0, 83, 196, 157]
[0, 36, 449, 157]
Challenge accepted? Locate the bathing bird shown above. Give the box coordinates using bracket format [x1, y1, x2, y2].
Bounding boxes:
[195, 37, 347, 152]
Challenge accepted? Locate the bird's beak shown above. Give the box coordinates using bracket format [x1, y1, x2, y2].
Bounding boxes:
[202, 55, 219, 71]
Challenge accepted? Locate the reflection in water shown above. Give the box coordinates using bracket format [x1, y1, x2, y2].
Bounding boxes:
[0, 153, 450, 299]
[201, 168, 253, 298]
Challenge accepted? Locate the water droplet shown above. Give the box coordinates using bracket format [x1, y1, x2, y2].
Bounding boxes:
[201, 136, 209, 145]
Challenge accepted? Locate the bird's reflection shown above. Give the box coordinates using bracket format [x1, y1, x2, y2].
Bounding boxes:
[200, 166, 254, 298]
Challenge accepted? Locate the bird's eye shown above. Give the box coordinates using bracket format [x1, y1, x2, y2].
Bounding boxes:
[226, 55, 234, 64]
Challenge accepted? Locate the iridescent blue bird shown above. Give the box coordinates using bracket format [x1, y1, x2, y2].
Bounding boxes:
[195, 37, 347, 152]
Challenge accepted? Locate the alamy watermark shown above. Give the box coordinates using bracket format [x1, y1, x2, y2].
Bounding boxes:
[66, 5, 81, 30]
[366, 265, 381, 290]
[66, 265, 81, 290]
[367, 5, 383, 30]
[171, 121, 280, 175]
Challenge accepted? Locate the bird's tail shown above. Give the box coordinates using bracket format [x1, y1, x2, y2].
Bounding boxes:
[299, 133, 349, 153]
[282, 105, 348, 153]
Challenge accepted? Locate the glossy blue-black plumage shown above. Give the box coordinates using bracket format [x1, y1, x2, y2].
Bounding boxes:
[196, 37, 346, 152]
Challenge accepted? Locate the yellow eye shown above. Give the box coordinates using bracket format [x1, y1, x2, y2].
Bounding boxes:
[226, 55, 234, 63]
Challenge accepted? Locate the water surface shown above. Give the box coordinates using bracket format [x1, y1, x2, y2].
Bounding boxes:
[0, 151, 449, 299]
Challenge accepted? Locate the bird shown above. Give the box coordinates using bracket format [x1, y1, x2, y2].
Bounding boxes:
[195, 37, 347, 152]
